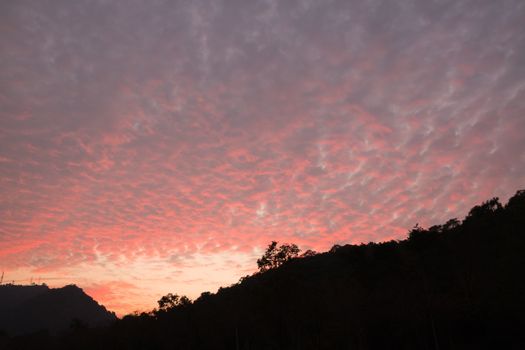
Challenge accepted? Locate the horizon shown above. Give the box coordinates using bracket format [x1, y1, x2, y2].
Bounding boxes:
[1, 190, 522, 318]
[1, 0, 524, 316]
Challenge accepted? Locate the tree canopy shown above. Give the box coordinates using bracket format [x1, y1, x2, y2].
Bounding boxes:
[156, 293, 190, 312]
[256, 241, 300, 272]
[4, 189, 525, 349]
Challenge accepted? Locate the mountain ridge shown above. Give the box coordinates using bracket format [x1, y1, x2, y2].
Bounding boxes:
[3, 189, 525, 349]
[0, 284, 116, 336]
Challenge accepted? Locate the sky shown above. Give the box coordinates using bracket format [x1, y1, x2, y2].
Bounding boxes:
[1, 0, 524, 316]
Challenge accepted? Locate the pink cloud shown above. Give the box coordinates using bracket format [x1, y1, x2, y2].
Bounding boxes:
[1, 0, 524, 316]
[85, 281, 143, 317]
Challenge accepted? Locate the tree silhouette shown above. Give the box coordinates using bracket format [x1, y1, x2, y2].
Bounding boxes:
[257, 241, 300, 272]
[466, 197, 502, 220]
[301, 249, 317, 257]
[4, 189, 525, 350]
[156, 293, 190, 312]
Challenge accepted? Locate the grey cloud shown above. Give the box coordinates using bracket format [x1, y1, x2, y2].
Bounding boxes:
[1, 0, 524, 270]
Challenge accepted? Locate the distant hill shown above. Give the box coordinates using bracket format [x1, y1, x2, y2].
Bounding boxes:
[108, 189, 525, 349]
[0, 284, 116, 336]
[3, 189, 525, 349]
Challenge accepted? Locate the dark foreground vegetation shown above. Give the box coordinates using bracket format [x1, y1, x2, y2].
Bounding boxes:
[2, 190, 524, 349]
[0, 284, 116, 336]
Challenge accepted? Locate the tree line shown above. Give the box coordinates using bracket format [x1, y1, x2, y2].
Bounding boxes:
[2, 189, 525, 349]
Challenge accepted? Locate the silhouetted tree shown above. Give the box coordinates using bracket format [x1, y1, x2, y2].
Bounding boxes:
[329, 244, 342, 253]
[5, 189, 525, 350]
[301, 249, 317, 257]
[156, 293, 191, 312]
[257, 241, 300, 272]
[466, 197, 502, 220]
[443, 218, 460, 231]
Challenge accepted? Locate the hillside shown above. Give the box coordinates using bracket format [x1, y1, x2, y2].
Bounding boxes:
[0, 284, 116, 336]
[4, 189, 525, 349]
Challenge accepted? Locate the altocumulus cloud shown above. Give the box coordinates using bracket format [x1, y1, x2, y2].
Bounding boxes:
[1, 0, 524, 314]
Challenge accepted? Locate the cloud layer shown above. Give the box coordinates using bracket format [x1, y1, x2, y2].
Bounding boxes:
[1, 0, 524, 315]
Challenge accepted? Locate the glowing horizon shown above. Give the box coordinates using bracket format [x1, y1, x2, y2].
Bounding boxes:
[1, 0, 524, 316]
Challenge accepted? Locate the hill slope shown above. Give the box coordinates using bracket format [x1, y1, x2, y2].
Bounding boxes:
[4, 189, 525, 349]
[113, 190, 525, 349]
[0, 284, 116, 336]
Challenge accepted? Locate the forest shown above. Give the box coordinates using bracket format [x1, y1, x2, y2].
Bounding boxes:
[2, 189, 524, 349]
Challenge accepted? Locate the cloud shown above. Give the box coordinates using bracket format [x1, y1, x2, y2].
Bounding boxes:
[85, 281, 143, 316]
[1, 0, 524, 315]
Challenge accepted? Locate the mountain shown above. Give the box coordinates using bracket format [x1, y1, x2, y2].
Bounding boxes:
[0, 284, 116, 336]
[106, 189, 525, 349]
[4, 189, 525, 349]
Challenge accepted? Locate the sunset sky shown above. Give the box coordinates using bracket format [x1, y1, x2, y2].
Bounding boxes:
[1, 0, 524, 316]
